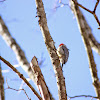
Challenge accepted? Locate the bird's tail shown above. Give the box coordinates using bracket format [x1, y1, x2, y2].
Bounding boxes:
[62, 64, 63, 68]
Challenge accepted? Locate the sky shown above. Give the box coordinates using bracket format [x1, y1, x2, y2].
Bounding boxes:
[0, 0, 100, 100]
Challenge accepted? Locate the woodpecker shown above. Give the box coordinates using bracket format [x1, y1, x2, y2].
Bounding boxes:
[57, 43, 69, 67]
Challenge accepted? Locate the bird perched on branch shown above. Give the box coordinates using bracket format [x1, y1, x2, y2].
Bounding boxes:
[57, 43, 69, 67]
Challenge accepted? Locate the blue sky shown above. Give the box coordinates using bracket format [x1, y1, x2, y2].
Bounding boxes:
[0, 0, 100, 100]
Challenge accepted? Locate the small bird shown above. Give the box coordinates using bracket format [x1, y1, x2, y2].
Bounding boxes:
[57, 43, 69, 67]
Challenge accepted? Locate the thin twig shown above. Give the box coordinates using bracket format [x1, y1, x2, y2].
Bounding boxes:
[0, 56, 42, 100]
[54, 2, 68, 10]
[72, 0, 93, 14]
[93, 13, 100, 26]
[69, 95, 99, 99]
[93, 0, 99, 13]
[71, 0, 100, 27]
[6, 79, 31, 100]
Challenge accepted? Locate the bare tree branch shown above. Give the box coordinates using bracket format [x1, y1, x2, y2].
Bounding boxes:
[6, 79, 31, 100]
[6, 88, 31, 100]
[35, 0, 67, 100]
[70, 1, 100, 55]
[30, 56, 54, 100]
[0, 16, 54, 100]
[88, 33, 100, 55]
[72, 0, 100, 27]
[0, 16, 37, 88]
[71, 0, 93, 14]
[70, 0, 100, 55]
[93, 0, 99, 13]
[0, 62, 5, 100]
[54, 1, 68, 10]
[69, 95, 99, 99]
[70, 0, 100, 99]
[0, 56, 42, 100]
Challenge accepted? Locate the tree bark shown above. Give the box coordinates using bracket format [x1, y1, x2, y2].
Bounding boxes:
[0, 56, 42, 100]
[30, 56, 54, 100]
[0, 16, 54, 100]
[70, 0, 100, 99]
[35, 0, 67, 100]
[0, 16, 35, 82]
[0, 64, 5, 100]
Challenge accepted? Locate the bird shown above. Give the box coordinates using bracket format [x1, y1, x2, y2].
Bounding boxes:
[57, 43, 69, 67]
